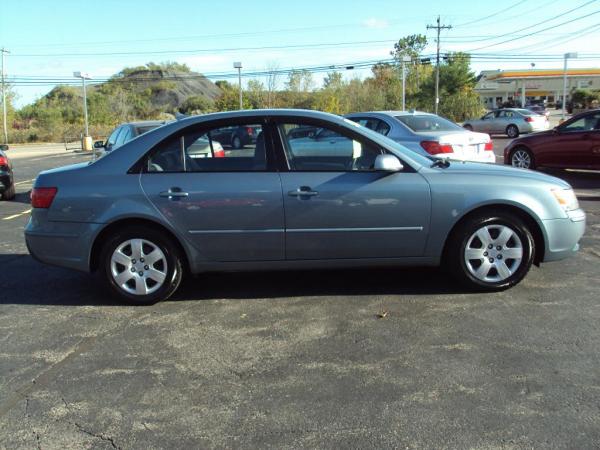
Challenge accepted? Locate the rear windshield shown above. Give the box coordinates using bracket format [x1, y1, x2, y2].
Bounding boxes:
[395, 114, 462, 132]
[135, 125, 161, 136]
[515, 109, 537, 116]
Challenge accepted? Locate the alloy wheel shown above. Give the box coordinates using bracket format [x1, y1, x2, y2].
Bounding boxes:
[511, 149, 531, 169]
[464, 224, 523, 283]
[110, 238, 167, 295]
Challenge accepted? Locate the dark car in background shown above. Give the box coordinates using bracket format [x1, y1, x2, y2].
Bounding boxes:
[95, 120, 168, 154]
[505, 109, 600, 170]
[0, 146, 15, 200]
[209, 125, 261, 149]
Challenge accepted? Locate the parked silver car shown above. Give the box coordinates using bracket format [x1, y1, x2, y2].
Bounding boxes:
[26, 110, 585, 304]
[463, 108, 549, 138]
[346, 111, 495, 164]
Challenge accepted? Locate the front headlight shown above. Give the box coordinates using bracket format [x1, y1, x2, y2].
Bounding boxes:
[551, 188, 579, 211]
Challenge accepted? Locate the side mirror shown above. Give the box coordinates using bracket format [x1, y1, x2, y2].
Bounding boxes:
[0, 144, 8, 151]
[374, 154, 403, 172]
[93, 140, 105, 149]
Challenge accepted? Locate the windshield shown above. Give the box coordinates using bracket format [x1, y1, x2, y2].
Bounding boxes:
[395, 114, 463, 132]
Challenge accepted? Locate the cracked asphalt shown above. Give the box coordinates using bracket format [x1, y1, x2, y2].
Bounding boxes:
[1, 142, 599, 449]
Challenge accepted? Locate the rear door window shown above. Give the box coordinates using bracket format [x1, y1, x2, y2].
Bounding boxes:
[147, 123, 267, 172]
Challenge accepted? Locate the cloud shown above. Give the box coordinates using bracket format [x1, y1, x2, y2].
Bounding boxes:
[363, 18, 389, 29]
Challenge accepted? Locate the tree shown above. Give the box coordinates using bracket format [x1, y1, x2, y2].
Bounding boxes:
[265, 62, 281, 108]
[179, 96, 214, 114]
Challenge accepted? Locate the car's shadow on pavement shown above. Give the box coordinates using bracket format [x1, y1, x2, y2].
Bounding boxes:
[0, 254, 464, 306]
[10, 190, 32, 205]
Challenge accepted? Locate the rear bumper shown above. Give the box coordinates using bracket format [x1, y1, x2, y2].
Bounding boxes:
[541, 209, 586, 262]
[25, 210, 100, 272]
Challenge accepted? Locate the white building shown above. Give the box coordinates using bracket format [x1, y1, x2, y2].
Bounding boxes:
[475, 68, 600, 109]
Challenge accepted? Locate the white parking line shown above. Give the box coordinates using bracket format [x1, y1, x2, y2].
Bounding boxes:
[14, 179, 35, 186]
[2, 209, 31, 221]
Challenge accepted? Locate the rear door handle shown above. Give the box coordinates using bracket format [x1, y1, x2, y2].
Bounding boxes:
[288, 186, 319, 197]
[159, 187, 189, 199]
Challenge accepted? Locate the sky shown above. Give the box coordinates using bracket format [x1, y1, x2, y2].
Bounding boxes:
[1, 0, 600, 107]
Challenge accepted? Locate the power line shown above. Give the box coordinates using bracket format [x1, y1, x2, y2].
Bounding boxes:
[10, 39, 397, 58]
[453, 0, 528, 27]
[465, 1, 600, 52]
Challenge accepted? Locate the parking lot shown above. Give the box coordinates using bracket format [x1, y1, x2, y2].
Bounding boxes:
[1, 141, 600, 448]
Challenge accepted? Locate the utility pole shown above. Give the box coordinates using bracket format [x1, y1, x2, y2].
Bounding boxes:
[1, 47, 10, 145]
[427, 16, 451, 114]
[562, 52, 577, 120]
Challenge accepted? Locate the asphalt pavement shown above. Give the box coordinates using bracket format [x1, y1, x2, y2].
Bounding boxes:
[1, 142, 600, 449]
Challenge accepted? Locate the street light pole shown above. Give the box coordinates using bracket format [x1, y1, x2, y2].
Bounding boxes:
[73, 71, 92, 149]
[233, 62, 242, 109]
[562, 52, 577, 120]
[1, 47, 10, 145]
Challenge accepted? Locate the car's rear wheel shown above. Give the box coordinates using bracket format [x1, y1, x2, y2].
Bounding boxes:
[506, 124, 519, 138]
[231, 135, 242, 149]
[510, 147, 535, 169]
[463, 124, 473, 131]
[100, 226, 183, 305]
[446, 212, 534, 291]
[1, 183, 15, 200]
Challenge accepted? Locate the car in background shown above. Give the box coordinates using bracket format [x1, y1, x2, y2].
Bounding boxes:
[345, 111, 495, 163]
[209, 125, 261, 149]
[0, 146, 15, 200]
[463, 108, 549, 138]
[504, 109, 600, 170]
[26, 109, 584, 304]
[95, 120, 168, 154]
[526, 104, 550, 119]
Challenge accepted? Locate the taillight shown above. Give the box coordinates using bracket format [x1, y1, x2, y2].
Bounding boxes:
[214, 149, 225, 158]
[246, 127, 254, 135]
[0, 156, 8, 166]
[31, 187, 58, 208]
[420, 141, 453, 155]
[484, 141, 494, 151]
[524, 117, 534, 123]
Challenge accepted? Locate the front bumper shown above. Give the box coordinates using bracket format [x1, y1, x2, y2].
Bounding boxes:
[541, 208, 586, 262]
[25, 210, 101, 272]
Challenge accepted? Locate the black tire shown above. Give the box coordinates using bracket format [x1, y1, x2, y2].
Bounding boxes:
[231, 135, 242, 149]
[99, 226, 183, 305]
[510, 146, 536, 170]
[1, 183, 15, 200]
[506, 124, 519, 138]
[446, 211, 535, 291]
[463, 124, 473, 131]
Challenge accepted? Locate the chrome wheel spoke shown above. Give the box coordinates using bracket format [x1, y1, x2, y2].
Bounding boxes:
[130, 239, 144, 260]
[503, 247, 523, 259]
[496, 261, 512, 279]
[114, 270, 133, 287]
[146, 268, 166, 284]
[465, 248, 484, 260]
[134, 277, 148, 295]
[112, 250, 130, 266]
[476, 227, 493, 246]
[145, 249, 163, 266]
[496, 227, 514, 247]
[475, 260, 492, 279]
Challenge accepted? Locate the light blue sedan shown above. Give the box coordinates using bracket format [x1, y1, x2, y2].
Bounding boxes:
[26, 110, 585, 304]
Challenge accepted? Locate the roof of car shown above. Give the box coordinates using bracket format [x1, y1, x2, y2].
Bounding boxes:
[347, 110, 437, 117]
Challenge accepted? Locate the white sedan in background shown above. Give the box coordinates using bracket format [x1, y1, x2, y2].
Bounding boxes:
[346, 111, 495, 164]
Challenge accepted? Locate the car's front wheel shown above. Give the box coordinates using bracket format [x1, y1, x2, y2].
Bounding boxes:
[446, 212, 534, 291]
[100, 226, 183, 305]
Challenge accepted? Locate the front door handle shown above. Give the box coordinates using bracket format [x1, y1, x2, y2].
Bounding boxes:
[288, 186, 318, 197]
[159, 187, 189, 199]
